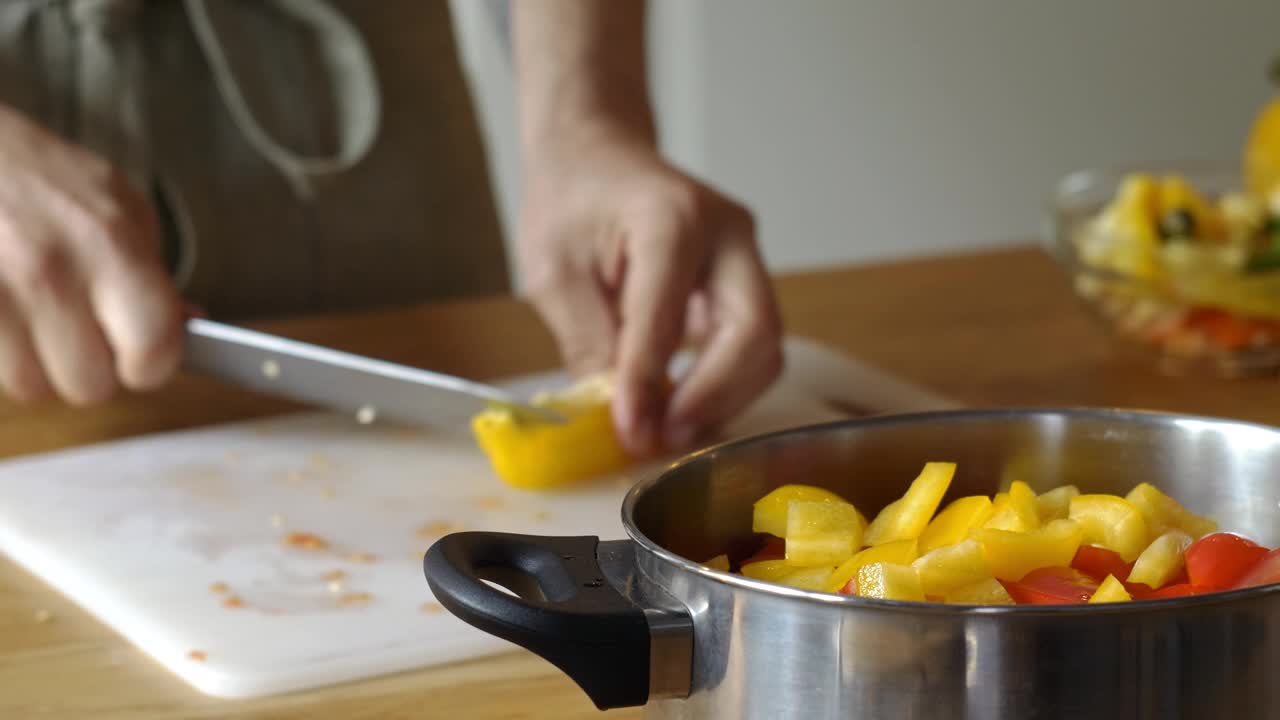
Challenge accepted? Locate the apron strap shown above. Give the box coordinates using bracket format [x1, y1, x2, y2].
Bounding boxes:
[183, 0, 382, 199]
[64, 0, 383, 288]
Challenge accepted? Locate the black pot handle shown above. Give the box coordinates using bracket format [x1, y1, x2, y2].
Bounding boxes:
[424, 531, 652, 710]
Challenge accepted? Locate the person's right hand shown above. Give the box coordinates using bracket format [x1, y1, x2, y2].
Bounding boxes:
[0, 105, 184, 406]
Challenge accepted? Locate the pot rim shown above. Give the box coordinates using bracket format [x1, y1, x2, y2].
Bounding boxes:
[619, 406, 1280, 615]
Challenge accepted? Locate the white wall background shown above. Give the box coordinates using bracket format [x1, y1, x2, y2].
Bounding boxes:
[450, 1, 1280, 277]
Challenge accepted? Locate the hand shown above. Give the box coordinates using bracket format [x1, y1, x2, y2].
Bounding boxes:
[518, 127, 783, 456]
[0, 105, 184, 406]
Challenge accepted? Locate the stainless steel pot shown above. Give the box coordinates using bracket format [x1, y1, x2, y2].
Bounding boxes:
[424, 409, 1280, 719]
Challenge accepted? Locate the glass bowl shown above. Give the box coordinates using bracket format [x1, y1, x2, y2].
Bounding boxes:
[1046, 164, 1280, 377]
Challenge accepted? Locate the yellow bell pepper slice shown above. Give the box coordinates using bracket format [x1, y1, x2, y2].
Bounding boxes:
[702, 554, 730, 572]
[1127, 529, 1193, 589]
[1115, 173, 1161, 221]
[752, 484, 858, 538]
[471, 374, 631, 490]
[1246, 95, 1280, 195]
[974, 519, 1083, 582]
[1068, 495, 1149, 562]
[863, 462, 955, 545]
[1091, 174, 1162, 278]
[998, 481, 1039, 527]
[1007, 481, 1040, 520]
[984, 481, 1040, 532]
[741, 560, 833, 591]
[945, 577, 1015, 605]
[918, 496, 993, 553]
[741, 559, 792, 582]
[783, 497, 865, 563]
[1035, 485, 1080, 523]
[776, 565, 836, 591]
[1124, 483, 1217, 540]
[911, 539, 991, 597]
[1158, 175, 1226, 241]
[856, 562, 925, 601]
[785, 501, 864, 567]
[983, 493, 1009, 523]
[1088, 574, 1133, 604]
[825, 539, 919, 593]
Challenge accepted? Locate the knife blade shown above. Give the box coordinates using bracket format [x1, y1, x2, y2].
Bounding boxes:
[182, 318, 566, 428]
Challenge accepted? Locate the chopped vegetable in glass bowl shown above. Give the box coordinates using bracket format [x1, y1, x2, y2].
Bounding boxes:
[1047, 58, 1280, 377]
[1047, 166, 1280, 376]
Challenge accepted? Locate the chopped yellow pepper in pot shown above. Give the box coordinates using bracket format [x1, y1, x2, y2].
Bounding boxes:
[716, 462, 1259, 606]
[863, 462, 955, 545]
[753, 484, 861, 538]
[918, 496, 993, 553]
[1069, 495, 1149, 563]
[856, 562, 925, 602]
[785, 500, 864, 567]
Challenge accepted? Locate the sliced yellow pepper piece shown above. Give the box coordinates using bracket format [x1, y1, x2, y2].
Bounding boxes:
[776, 565, 836, 591]
[1035, 485, 1080, 523]
[1095, 193, 1163, 280]
[857, 562, 925, 601]
[918, 496, 993, 553]
[785, 501, 864, 567]
[752, 484, 856, 538]
[1069, 495, 1150, 563]
[1158, 174, 1227, 241]
[863, 462, 955, 545]
[825, 539, 919, 593]
[983, 493, 1010, 525]
[974, 519, 1083, 582]
[945, 577, 1015, 605]
[984, 482, 1039, 533]
[994, 481, 1040, 531]
[741, 560, 833, 591]
[1116, 173, 1161, 221]
[472, 374, 631, 490]
[1089, 574, 1133, 604]
[741, 559, 792, 582]
[1246, 94, 1280, 195]
[911, 539, 991, 597]
[1127, 529, 1193, 589]
[1087, 172, 1158, 273]
[1008, 481, 1041, 526]
[1124, 483, 1217, 540]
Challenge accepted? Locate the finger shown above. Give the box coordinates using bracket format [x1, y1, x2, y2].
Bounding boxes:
[90, 256, 185, 392]
[525, 256, 618, 378]
[0, 286, 51, 404]
[683, 289, 712, 346]
[663, 225, 783, 450]
[9, 247, 117, 406]
[70, 188, 184, 392]
[612, 213, 703, 457]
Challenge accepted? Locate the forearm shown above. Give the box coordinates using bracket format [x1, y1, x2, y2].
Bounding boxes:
[511, 0, 655, 161]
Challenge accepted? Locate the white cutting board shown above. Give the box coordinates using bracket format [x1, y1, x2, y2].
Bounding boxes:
[0, 337, 955, 699]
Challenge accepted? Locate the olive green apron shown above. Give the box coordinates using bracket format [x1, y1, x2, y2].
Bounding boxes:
[0, 0, 509, 319]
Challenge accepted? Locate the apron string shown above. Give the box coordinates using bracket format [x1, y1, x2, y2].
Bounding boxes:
[68, 0, 382, 201]
[182, 0, 382, 200]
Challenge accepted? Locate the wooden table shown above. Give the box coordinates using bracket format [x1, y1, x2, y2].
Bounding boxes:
[3, 246, 1279, 719]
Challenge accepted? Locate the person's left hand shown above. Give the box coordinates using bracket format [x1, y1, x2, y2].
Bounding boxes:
[517, 126, 783, 458]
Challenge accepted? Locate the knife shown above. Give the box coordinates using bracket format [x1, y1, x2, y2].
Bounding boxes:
[182, 318, 566, 428]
